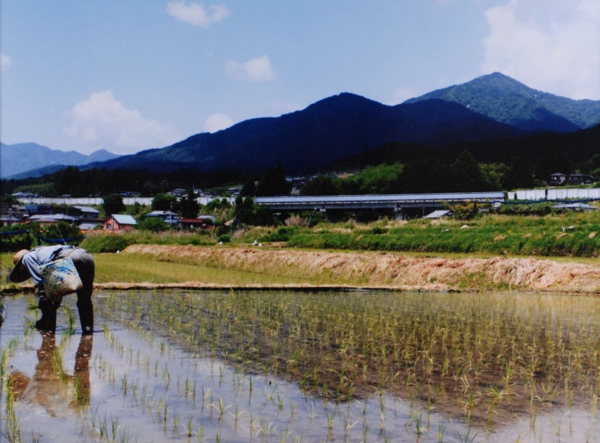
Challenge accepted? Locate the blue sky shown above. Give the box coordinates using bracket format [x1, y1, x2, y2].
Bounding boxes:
[1, 0, 599, 155]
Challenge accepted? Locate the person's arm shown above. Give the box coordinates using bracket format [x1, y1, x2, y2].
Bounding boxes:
[20, 253, 43, 286]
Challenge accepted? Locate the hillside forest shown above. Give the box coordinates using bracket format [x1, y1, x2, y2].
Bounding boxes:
[3, 132, 600, 199]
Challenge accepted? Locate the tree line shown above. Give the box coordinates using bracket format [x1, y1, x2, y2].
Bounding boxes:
[2, 137, 598, 200]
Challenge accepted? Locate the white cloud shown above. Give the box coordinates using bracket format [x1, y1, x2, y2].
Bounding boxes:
[224, 55, 277, 82]
[63, 90, 182, 155]
[0, 52, 11, 71]
[204, 113, 234, 132]
[482, 0, 600, 99]
[578, 0, 600, 22]
[167, 1, 230, 28]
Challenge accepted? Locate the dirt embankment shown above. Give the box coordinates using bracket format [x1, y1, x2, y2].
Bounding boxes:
[121, 244, 600, 293]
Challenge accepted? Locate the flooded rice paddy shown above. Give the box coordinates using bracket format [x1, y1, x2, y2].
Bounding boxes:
[1, 290, 599, 442]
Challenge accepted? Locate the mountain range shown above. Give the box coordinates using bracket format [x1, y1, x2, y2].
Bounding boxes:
[3, 72, 600, 179]
[1, 143, 119, 179]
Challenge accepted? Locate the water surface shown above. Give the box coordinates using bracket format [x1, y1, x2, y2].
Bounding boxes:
[1, 291, 599, 442]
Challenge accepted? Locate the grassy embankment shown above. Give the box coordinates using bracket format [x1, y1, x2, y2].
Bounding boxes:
[1, 210, 599, 292]
[80, 210, 600, 258]
[267, 212, 600, 257]
[93, 210, 600, 292]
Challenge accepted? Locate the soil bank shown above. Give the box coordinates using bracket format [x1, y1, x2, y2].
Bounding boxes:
[110, 244, 600, 294]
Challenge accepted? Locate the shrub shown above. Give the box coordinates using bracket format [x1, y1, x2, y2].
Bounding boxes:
[80, 234, 133, 253]
[284, 215, 307, 227]
[451, 203, 480, 220]
[39, 221, 83, 245]
[264, 226, 299, 242]
[0, 224, 33, 252]
[138, 217, 168, 232]
[217, 234, 231, 244]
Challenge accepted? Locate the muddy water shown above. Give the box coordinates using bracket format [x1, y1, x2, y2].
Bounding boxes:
[1, 292, 599, 443]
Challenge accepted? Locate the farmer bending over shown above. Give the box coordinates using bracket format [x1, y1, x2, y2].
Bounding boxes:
[9, 245, 95, 335]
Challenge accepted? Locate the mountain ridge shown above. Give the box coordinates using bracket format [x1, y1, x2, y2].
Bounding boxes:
[3, 73, 600, 178]
[1, 142, 120, 178]
[86, 96, 523, 175]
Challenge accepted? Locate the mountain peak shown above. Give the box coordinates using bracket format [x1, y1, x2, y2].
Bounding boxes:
[480, 71, 518, 82]
[472, 72, 540, 95]
[311, 92, 378, 106]
[406, 72, 599, 131]
[303, 92, 386, 116]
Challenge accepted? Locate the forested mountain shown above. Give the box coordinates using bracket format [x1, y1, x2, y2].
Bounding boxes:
[76, 73, 599, 176]
[3, 73, 599, 181]
[405, 72, 600, 132]
[327, 123, 600, 194]
[89, 95, 522, 175]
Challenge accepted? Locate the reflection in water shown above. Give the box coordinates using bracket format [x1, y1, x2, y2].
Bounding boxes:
[1, 292, 600, 442]
[8, 331, 92, 417]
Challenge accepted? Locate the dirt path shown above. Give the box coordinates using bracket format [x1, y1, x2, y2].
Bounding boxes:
[117, 244, 600, 294]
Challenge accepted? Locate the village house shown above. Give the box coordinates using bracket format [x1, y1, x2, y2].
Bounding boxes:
[144, 210, 180, 226]
[103, 214, 138, 232]
[181, 215, 216, 230]
[69, 205, 101, 222]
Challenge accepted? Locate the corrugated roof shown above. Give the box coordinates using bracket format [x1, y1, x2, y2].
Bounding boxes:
[111, 214, 137, 225]
[256, 192, 505, 205]
[423, 209, 451, 219]
[73, 205, 100, 214]
[256, 192, 505, 210]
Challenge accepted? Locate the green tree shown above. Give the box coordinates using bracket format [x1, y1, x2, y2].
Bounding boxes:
[256, 165, 289, 196]
[180, 189, 200, 218]
[40, 221, 83, 245]
[301, 175, 338, 195]
[233, 196, 277, 226]
[0, 223, 33, 252]
[240, 177, 257, 196]
[503, 157, 534, 190]
[14, 183, 57, 196]
[451, 149, 489, 192]
[206, 198, 232, 211]
[138, 217, 168, 232]
[234, 196, 255, 224]
[479, 163, 507, 191]
[152, 193, 178, 211]
[353, 164, 404, 194]
[581, 154, 600, 179]
[55, 166, 83, 196]
[398, 156, 452, 193]
[534, 146, 571, 182]
[102, 193, 125, 216]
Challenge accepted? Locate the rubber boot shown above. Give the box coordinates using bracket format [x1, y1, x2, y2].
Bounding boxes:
[35, 295, 57, 332]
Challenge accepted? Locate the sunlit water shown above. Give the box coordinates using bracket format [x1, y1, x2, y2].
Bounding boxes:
[1, 292, 599, 442]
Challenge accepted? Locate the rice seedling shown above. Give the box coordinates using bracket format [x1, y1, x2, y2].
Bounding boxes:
[62, 305, 76, 335]
[3, 288, 600, 442]
[2, 385, 21, 443]
[172, 412, 181, 435]
[437, 422, 446, 442]
[97, 288, 600, 430]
